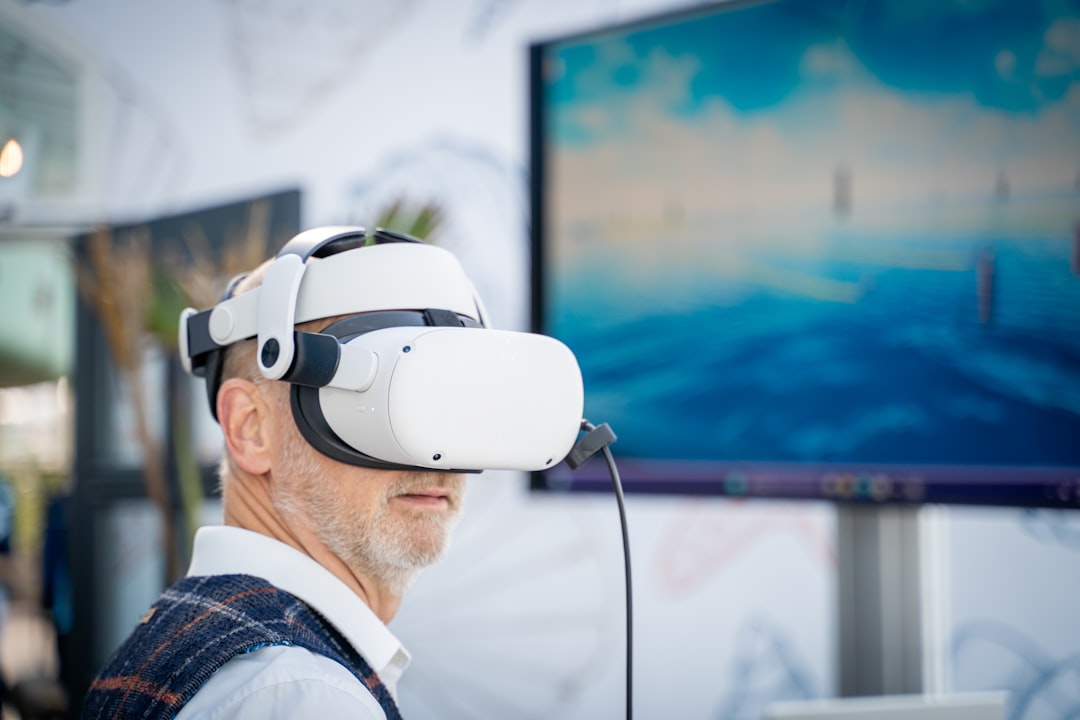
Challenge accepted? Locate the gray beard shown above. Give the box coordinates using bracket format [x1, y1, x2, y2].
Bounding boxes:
[272, 440, 463, 595]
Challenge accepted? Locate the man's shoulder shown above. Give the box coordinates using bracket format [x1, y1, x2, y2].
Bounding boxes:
[84, 574, 391, 720]
[175, 644, 387, 720]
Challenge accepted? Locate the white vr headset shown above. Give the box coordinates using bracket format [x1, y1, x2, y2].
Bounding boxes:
[179, 226, 585, 473]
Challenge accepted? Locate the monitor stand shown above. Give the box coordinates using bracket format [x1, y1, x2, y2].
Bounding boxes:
[837, 504, 927, 696]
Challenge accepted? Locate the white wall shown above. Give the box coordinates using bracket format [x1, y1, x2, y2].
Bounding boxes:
[9, 1, 1078, 719]
[941, 507, 1080, 720]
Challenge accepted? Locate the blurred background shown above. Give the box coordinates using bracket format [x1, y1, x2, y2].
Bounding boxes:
[0, 1, 1077, 719]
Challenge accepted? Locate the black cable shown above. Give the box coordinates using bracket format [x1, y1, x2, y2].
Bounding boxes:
[573, 421, 632, 720]
[604, 442, 632, 720]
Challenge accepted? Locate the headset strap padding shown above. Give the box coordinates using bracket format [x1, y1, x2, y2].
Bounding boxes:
[257, 253, 306, 379]
[181, 309, 212, 374]
[277, 226, 368, 261]
[181, 242, 485, 369]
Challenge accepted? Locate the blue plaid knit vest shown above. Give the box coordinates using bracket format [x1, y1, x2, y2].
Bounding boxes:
[82, 573, 403, 720]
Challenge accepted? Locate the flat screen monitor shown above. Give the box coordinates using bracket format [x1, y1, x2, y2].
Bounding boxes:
[529, 0, 1080, 507]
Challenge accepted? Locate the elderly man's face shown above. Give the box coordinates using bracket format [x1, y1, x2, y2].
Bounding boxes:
[267, 386, 465, 592]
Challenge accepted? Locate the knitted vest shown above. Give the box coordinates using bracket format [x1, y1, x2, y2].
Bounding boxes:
[82, 574, 403, 720]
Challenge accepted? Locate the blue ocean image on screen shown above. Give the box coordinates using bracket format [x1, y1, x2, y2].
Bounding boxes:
[543, 0, 1080, 472]
[551, 210, 1080, 466]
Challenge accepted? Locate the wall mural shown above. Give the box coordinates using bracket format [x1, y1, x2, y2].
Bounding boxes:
[946, 506, 1080, 719]
[100, 66, 187, 227]
[1019, 510, 1080, 551]
[216, 0, 418, 139]
[651, 500, 834, 601]
[713, 617, 820, 720]
[463, 0, 706, 43]
[953, 620, 1080, 720]
[214, 0, 699, 140]
[465, 0, 529, 41]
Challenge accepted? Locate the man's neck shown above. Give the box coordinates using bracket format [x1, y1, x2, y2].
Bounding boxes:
[221, 470, 402, 623]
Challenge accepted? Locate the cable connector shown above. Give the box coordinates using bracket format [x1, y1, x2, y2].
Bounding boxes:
[566, 421, 617, 470]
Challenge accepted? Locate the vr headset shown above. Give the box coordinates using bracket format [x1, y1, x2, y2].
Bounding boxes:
[179, 226, 585, 473]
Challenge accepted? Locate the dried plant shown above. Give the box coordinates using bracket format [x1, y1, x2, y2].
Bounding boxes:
[374, 198, 444, 242]
[170, 199, 274, 313]
[77, 200, 279, 582]
[77, 225, 179, 580]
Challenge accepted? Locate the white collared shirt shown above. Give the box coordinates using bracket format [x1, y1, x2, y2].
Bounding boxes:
[174, 526, 411, 720]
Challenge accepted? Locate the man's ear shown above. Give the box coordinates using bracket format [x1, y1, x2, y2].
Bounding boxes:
[217, 378, 273, 476]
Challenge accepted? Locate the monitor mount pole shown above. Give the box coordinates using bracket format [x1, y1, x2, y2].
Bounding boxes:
[837, 504, 925, 697]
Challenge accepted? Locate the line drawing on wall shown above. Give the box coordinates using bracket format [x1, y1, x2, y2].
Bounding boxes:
[463, 0, 711, 43]
[216, 0, 418, 138]
[0, 6, 188, 215]
[713, 616, 820, 720]
[1018, 509, 1080, 551]
[102, 65, 188, 213]
[652, 499, 834, 600]
[465, 0, 527, 41]
[953, 619, 1080, 720]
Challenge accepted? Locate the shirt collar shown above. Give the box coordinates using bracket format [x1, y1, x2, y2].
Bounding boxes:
[186, 525, 411, 691]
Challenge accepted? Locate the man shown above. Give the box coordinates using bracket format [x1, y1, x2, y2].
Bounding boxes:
[83, 227, 583, 719]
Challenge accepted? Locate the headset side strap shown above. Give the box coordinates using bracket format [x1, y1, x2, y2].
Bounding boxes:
[178, 308, 198, 374]
[257, 254, 306, 380]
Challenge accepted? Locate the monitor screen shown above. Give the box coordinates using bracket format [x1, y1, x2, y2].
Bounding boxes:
[529, 0, 1080, 507]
